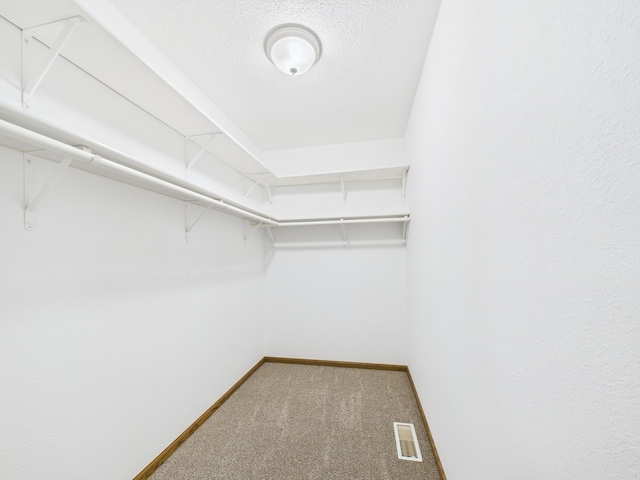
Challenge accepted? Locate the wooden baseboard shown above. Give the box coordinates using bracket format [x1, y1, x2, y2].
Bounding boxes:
[406, 368, 448, 480]
[133, 357, 266, 479]
[263, 356, 408, 371]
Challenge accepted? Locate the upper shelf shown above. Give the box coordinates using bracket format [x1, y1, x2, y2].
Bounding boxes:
[2, 0, 271, 176]
[2, 0, 411, 190]
[249, 166, 409, 188]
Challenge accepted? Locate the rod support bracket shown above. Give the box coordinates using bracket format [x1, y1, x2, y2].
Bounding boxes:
[243, 220, 263, 245]
[184, 132, 221, 174]
[23, 152, 73, 230]
[244, 174, 270, 198]
[266, 226, 275, 245]
[264, 181, 273, 205]
[185, 202, 212, 242]
[22, 16, 85, 109]
[402, 168, 408, 201]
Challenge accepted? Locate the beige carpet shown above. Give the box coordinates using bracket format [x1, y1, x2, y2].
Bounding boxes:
[150, 362, 441, 479]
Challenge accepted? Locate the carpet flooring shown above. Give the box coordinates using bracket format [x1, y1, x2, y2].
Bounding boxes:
[149, 362, 441, 479]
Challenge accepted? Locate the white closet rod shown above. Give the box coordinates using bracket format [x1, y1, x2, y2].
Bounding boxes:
[0, 118, 411, 230]
[0, 118, 277, 225]
[273, 239, 407, 249]
[275, 216, 410, 227]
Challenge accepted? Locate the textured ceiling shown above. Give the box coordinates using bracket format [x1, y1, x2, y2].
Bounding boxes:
[106, 0, 441, 151]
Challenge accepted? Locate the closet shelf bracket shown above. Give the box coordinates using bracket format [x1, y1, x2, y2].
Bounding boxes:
[266, 226, 275, 246]
[340, 218, 349, 247]
[243, 221, 263, 244]
[402, 215, 409, 240]
[22, 16, 85, 109]
[264, 180, 273, 205]
[23, 152, 74, 230]
[244, 174, 267, 198]
[184, 132, 221, 173]
[402, 169, 408, 201]
[184, 202, 213, 242]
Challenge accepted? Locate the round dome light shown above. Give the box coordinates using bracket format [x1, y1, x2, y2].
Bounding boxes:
[265, 24, 322, 76]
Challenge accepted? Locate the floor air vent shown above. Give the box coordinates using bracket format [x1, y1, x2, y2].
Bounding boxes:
[393, 422, 422, 462]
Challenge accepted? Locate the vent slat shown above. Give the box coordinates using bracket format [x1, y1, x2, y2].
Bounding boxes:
[393, 422, 422, 462]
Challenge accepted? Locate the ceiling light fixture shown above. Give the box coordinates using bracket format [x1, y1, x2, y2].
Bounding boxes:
[264, 24, 322, 76]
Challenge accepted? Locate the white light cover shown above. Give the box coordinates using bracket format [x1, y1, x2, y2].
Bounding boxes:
[271, 36, 315, 75]
[265, 25, 322, 76]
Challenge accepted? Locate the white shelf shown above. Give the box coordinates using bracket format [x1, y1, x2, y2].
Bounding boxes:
[249, 166, 408, 187]
[3, 0, 271, 176]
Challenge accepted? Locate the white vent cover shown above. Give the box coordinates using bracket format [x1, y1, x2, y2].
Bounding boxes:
[393, 422, 422, 462]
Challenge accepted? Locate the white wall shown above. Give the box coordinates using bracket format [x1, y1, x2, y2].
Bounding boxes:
[264, 246, 407, 365]
[406, 1, 640, 479]
[0, 145, 264, 480]
[262, 138, 406, 176]
[0, 14, 265, 480]
[262, 139, 410, 362]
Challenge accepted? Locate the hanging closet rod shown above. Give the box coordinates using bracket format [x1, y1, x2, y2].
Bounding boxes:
[0, 118, 277, 225]
[0, 118, 411, 229]
[273, 239, 407, 249]
[274, 216, 410, 227]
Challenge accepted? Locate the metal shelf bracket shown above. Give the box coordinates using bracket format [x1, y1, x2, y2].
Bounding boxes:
[264, 180, 273, 205]
[184, 132, 220, 174]
[402, 169, 408, 201]
[244, 175, 273, 204]
[243, 220, 263, 245]
[244, 174, 267, 198]
[340, 218, 349, 247]
[23, 152, 73, 230]
[341, 179, 347, 204]
[22, 16, 85, 109]
[184, 202, 213, 242]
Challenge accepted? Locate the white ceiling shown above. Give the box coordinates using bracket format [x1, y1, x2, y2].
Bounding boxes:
[106, 0, 441, 151]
